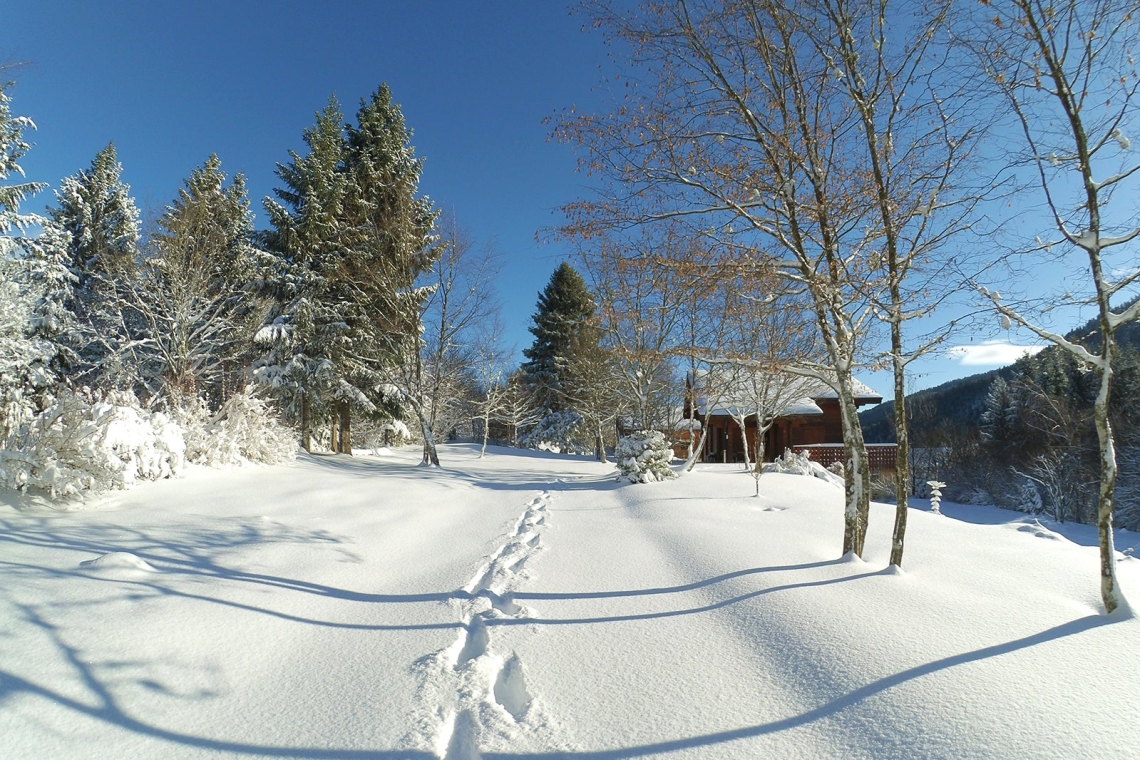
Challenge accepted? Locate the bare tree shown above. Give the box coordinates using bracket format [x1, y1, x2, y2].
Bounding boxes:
[964, 0, 1138, 613]
[558, 0, 914, 556]
[498, 370, 542, 448]
[389, 215, 500, 466]
[470, 312, 513, 458]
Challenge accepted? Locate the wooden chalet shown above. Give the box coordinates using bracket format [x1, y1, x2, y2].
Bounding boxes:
[680, 373, 896, 475]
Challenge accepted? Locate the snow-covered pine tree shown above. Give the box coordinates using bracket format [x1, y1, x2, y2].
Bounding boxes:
[522, 262, 596, 412]
[141, 155, 268, 407]
[0, 76, 46, 251]
[51, 143, 139, 294]
[257, 98, 354, 452]
[0, 76, 55, 437]
[340, 85, 442, 464]
[47, 143, 141, 386]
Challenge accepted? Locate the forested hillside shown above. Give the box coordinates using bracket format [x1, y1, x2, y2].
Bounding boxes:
[863, 296, 1140, 530]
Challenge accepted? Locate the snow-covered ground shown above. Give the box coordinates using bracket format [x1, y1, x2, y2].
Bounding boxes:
[2, 444, 1138, 759]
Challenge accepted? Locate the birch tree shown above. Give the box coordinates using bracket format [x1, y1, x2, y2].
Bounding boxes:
[559, 0, 897, 556]
[964, 0, 1138, 613]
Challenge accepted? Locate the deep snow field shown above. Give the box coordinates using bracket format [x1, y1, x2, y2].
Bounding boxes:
[2, 443, 1139, 759]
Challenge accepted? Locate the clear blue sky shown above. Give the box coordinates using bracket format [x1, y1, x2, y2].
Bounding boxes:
[4, 1, 1068, 401]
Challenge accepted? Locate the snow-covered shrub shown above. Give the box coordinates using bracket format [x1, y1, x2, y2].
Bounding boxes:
[766, 448, 814, 476]
[0, 389, 184, 499]
[764, 448, 844, 488]
[518, 411, 588, 454]
[174, 388, 296, 466]
[869, 475, 896, 502]
[616, 430, 676, 483]
[380, 419, 411, 445]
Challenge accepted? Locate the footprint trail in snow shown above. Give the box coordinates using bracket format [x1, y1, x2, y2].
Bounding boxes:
[404, 490, 566, 758]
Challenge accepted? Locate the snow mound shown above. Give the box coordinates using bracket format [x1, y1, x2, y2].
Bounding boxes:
[764, 448, 844, 488]
[79, 551, 157, 573]
[1013, 519, 1063, 541]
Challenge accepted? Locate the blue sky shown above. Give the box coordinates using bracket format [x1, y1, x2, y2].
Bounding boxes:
[3, 1, 1065, 401]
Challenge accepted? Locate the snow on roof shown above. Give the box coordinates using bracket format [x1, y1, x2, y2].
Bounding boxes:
[706, 397, 823, 418]
[807, 377, 882, 402]
[692, 369, 881, 418]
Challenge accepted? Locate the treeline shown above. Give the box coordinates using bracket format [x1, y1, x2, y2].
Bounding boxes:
[0, 76, 527, 494]
[864, 304, 1140, 531]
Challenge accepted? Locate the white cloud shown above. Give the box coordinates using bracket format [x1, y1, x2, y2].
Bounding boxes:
[947, 340, 1047, 367]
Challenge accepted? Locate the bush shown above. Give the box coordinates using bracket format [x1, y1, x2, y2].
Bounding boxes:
[519, 411, 588, 454]
[0, 389, 185, 499]
[616, 430, 676, 483]
[765, 448, 844, 488]
[174, 387, 296, 467]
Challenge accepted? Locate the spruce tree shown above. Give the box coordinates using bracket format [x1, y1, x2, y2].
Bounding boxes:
[142, 155, 266, 405]
[50, 143, 140, 293]
[0, 77, 46, 250]
[257, 88, 439, 456]
[522, 262, 596, 411]
[46, 143, 141, 386]
[256, 97, 351, 452]
[0, 77, 56, 436]
[341, 85, 442, 464]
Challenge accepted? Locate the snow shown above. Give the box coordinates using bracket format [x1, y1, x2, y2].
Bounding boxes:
[2, 444, 1139, 758]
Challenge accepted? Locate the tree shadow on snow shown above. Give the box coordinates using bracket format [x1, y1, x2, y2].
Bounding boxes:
[476, 614, 1118, 759]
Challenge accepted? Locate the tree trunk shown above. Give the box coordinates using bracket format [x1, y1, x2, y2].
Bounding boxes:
[1095, 332, 1124, 614]
[480, 410, 491, 458]
[736, 414, 752, 473]
[300, 393, 311, 453]
[330, 411, 340, 454]
[339, 400, 352, 455]
[836, 367, 872, 557]
[418, 407, 440, 466]
[889, 320, 910, 568]
[595, 422, 607, 463]
[684, 424, 709, 472]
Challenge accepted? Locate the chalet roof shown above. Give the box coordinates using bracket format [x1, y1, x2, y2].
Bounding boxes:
[692, 370, 882, 419]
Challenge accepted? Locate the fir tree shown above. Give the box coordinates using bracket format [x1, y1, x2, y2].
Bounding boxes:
[141, 155, 267, 405]
[256, 97, 351, 451]
[0, 77, 46, 251]
[45, 143, 141, 386]
[0, 76, 55, 435]
[50, 143, 140, 293]
[341, 85, 441, 461]
[522, 262, 596, 411]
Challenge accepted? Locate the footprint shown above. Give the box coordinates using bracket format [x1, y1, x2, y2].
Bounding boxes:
[443, 709, 482, 760]
[466, 566, 494, 595]
[487, 592, 522, 616]
[455, 620, 489, 667]
[493, 653, 532, 721]
[526, 533, 541, 548]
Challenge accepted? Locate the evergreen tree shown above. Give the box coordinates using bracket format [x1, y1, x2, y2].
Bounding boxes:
[0, 76, 56, 436]
[980, 376, 1021, 450]
[46, 143, 141, 386]
[256, 87, 439, 457]
[340, 85, 441, 462]
[50, 143, 140, 293]
[0, 77, 46, 251]
[522, 262, 596, 411]
[140, 155, 267, 405]
[256, 97, 351, 452]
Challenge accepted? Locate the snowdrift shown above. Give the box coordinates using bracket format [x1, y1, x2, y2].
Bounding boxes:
[1, 444, 1137, 758]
